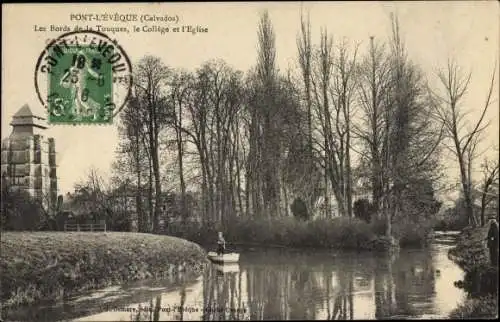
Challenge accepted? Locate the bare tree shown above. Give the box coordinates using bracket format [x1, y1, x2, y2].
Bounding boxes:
[478, 156, 499, 226]
[256, 10, 281, 218]
[311, 29, 344, 217]
[69, 167, 111, 223]
[375, 14, 444, 240]
[167, 70, 193, 222]
[182, 60, 244, 224]
[310, 30, 358, 218]
[115, 95, 150, 232]
[433, 59, 496, 227]
[297, 10, 313, 157]
[133, 56, 171, 232]
[352, 15, 444, 242]
[354, 36, 391, 216]
[332, 39, 359, 218]
[297, 11, 321, 215]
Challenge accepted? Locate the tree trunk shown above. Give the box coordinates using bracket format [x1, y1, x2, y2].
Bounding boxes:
[134, 133, 144, 232]
[458, 155, 477, 227]
[136, 164, 143, 232]
[235, 126, 244, 216]
[283, 173, 289, 217]
[152, 148, 161, 233]
[480, 193, 486, 227]
[147, 152, 154, 232]
[176, 103, 187, 223]
[345, 122, 353, 218]
[201, 160, 209, 224]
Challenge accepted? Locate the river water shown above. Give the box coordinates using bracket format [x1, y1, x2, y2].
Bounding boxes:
[4, 231, 466, 321]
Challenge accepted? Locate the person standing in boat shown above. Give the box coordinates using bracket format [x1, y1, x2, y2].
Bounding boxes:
[217, 231, 226, 256]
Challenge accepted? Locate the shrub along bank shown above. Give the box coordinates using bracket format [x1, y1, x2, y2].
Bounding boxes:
[165, 216, 433, 251]
[448, 226, 498, 319]
[0, 232, 208, 308]
[448, 226, 491, 272]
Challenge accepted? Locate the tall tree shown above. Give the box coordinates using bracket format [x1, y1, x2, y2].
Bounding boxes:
[311, 29, 341, 216]
[355, 36, 391, 217]
[183, 60, 244, 224]
[297, 11, 313, 158]
[258, 10, 281, 218]
[332, 39, 359, 218]
[354, 15, 443, 241]
[133, 56, 171, 232]
[310, 30, 358, 218]
[296, 12, 325, 217]
[167, 70, 193, 222]
[432, 59, 496, 227]
[115, 95, 150, 232]
[383, 14, 443, 237]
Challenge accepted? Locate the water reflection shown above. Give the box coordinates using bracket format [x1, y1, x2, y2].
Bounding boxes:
[200, 242, 461, 320]
[3, 234, 466, 321]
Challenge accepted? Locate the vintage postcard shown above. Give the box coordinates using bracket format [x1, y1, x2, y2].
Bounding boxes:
[1, 2, 499, 321]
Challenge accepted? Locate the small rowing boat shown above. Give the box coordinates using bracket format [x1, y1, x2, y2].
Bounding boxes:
[207, 251, 240, 263]
[213, 263, 240, 273]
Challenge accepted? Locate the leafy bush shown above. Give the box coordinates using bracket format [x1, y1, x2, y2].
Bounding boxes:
[433, 206, 469, 231]
[1, 188, 48, 231]
[449, 295, 498, 319]
[368, 215, 433, 248]
[291, 197, 309, 221]
[448, 227, 498, 319]
[370, 217, 387, 235]
[393, 217, 434, 248]
[166, 211, 437, 251]
[449, 226, 491, 272]
[166, 215, 382, 251]
[353, 198, 374, 223]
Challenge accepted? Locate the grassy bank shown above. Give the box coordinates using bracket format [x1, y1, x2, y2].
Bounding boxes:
[165, 216, 431, 251]
[0, 232, 208, 308]
[448, 226, 498, 319]
[449, 294, 498, 319]
[448, 226, 491, 272]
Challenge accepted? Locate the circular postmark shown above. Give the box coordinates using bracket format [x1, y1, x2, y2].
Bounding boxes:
[34, 30, 133, 124]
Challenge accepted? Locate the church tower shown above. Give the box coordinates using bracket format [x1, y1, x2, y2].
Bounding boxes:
[1, 104, 57, 208]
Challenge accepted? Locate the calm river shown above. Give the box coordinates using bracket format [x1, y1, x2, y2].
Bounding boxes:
[4, 231, 466, 321]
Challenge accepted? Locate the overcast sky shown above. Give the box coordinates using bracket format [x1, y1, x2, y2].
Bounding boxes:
[2, 2, 499, 197]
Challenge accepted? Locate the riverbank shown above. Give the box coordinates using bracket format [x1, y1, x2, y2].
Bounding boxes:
[0, 232, 208, 309]
[165, 216, 429, 252]
[448, 226, 498, 319]
[448, 226, 491, 271]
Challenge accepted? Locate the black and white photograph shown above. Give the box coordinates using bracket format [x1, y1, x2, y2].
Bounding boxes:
[1, 2, 499, 320]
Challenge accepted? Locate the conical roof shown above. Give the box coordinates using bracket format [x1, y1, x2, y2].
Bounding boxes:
[13, 104, 34, 118]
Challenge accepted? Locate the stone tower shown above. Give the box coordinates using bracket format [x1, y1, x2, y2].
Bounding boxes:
[1, 104, 57, 208]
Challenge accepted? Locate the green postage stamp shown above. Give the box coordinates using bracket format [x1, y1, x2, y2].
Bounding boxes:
[35, 30, 133, 124]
